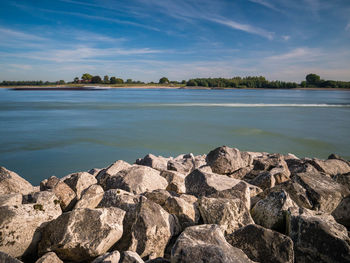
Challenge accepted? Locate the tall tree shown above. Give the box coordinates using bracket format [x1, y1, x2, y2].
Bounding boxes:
[159, 77, 169, 84]
[306, 74, 321, 85]
[81, 73, 93, 82]
[103, 75, 109, 83]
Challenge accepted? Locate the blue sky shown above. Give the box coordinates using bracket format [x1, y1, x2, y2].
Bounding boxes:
[0, 0, 349, 82]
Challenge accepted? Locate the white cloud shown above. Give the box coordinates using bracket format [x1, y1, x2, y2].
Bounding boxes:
[0, 27, 47, 41]
[248, 0, 282, 12]
[346, 22, 350, 31]
[9, 64, 33, 70]
[282, 35, 291, 41]
[266, 48, 321, 61]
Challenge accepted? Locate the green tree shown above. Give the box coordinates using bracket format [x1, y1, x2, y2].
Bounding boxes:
[103, 75, 109, 84]
[82, 73, 93, 82]
[73, 77, 79, 83]
[306, 74, 321, 86]
[126, 79, 133, 84]
[159, 77, 169, 84]
[58, 80, 65, 85]
[91, 75, 102, 84]
[187, 79, 197, 86]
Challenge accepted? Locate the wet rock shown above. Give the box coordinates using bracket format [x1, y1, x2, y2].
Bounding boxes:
[171, 224, 254, 263]
[160, 170, 186, 194]
[287, 207, 350, 263]
[40, 176, 76, 211]
[96, 160, 132, 189]
[74, 184, 104, 209]
[63, 172, 97, 199]
[0, 252, 23, 263]
[35, 252, 63, 263]
[198, 197, 253, 235]
[38, 207, 125, 262]
[136, 154, 170, 171]
[0, 191, 62, 258]
[0, 166, 34, 195]
[226, 224, 294, 263]
[92, 251, 120, 263]
[206, 146, 249, 174]
[120, 251, 144, 263]
[104, 165, 168, 194]
[332, 196, 350, 228]
[0, 193, 22, 206]
[251, 190, 298, 232]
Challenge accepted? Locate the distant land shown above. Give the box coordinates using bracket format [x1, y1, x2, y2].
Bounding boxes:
[1, 73, 350, 90]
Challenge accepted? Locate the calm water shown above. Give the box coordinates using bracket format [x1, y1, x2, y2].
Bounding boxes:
[0, 88, 349, 185]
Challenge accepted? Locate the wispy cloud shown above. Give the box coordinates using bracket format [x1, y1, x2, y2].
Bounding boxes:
[9, 64, 33, 70]
[346, 22, 350, 31]
[266, 48, 321, 61]
[282, 35, 291, 41]
[248, 0, 283, 13]
[0, 27, 47, 41]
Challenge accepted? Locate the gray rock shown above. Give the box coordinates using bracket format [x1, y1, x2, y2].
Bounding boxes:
[88, 168, 102, 177]
[96, 160, 132, 188]
[287, 207, 350, 263]
[0, 166, 34, 195]
[226, 224, 294, 263]
[0, 193, 22, 206]
[0, 252, 23, 263]
[74, 184, 104, 209]
[120, 251, 144, 263]
[0, 191, 62, 258]
[105, 165, 168, 194]
[160, 170, 186, 194]
[307, 158, 350, 176]
[136, 154, 170, 171]
[227, 166, 253, 180]
[333, 172, 350, 191]
[63, 172, 97, 199]
[332, 196, 350, 228]
[171, 224, 254, 263]
[38, 207, 125, 262]
[198, 197, 254, 235]
[143, 189, 174, 207]
[251, 190, 298, 232]
[35, 252, 63, 263]
[249, 171, 276, 190]
[92, 251, 121, 263]
[167, 153, 206, 175]
[206, 146, 249, 174]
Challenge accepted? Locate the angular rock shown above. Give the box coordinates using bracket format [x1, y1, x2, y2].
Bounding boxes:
[160, 170, 186, 194]
[143, 189, 173, 207]
[227, 166, 253, 180]
[136, 154, 170, 171]
[206, 146, 248, 174]
[38, 207, 125, 262]
[249, 171, 276, 190]
[104, 165, 168, 194]
[96, 160, 132, 188]
[167, 153, 206, 175]
[198, 197, 253, 235]
[88, 168, 102, 177]
[333, 172, 350, 190]
[74, 184, 104, 209]
[0, 252, 23, 263]
[0, 193, 22, 206]
[307, 158, 350, 176]
[63, 172, 97, 199]
[332, 196, 350, 228]
[40, 176, 76, 211]
[120, 251, 144, 263]
[35, 252, 63, 263]
[287, 207, 350, 263]
[251, 190, 298, 232]
[92, 251, 120, 263]
[0, 166, 34, 195]
[0, 191, 62, 258]
[171, 224, 254, 263]
[226, 224, 294, 263]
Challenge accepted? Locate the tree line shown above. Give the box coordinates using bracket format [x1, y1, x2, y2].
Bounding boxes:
[1, 73, 349, 89]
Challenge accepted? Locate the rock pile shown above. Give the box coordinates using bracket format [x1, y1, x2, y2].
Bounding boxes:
[0, 146, 349, 262]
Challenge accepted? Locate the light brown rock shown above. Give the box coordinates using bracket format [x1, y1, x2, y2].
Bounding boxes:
[160, 170, 186, 194]
[120, 251, 144, 263]
[96, 160, 132, 188]
[136, 154, 170, 171]
[0, 166, 34, 195]
[35, 252, 63, 263]
[92, 251, 121, 263]
[74, 184, 104, 209]
[0, 252, 23, 263]
[64, 172, 97, 199]
[0, 193, 22, 206]
[332, 196, 350, 228]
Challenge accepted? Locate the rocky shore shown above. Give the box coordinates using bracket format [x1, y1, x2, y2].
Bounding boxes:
[1, 146, 350, 263]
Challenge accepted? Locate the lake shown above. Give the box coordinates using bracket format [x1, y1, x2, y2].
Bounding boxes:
[0, 88, 349, 185]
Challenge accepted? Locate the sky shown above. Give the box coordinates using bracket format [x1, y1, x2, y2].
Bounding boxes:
[0, 0, 350, 82]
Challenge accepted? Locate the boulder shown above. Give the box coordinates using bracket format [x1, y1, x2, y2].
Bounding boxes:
[332, 196, 350, 228]
[63, 172, 97, 199]
[206, 146, 248, 174]
[136, 154, 170, 171]
[74, 184, 104, 209]
[198, 197, 253, 235]
[0, 166, 34, 195]
[88, 168, 102, 177]
[287, 207, 350, 263]
[307, 158, 350, 176]
[40, 176, 76, 211]
[38, 208, 125, 262]
[92, 251, 120, 263]
[104, 165, 168, 194]
[226, 224, 294, 263]
[292, 171, 349, 213]
[35, 252, 63, 263]
[251, 190, 298, 232]
[0, 193, 22, 206]
[171, 224, 254, 263]
[0, 191, 62, 258]
[143, 189, 174, 207]
[333, 172, 350, 190]
[227, 166, 253, 180]
[249, 171, 276, 190]
[167, 153, 206, 175]
[120, 251, 144, 263]
[160, 170, 186, 194]
[0, 252, 23, 263]
[96, 160, 132, 188]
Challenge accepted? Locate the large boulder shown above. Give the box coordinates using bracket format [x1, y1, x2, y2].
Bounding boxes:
[226, 224, 294, 263]
[40, 176, 76, 211]
[104, 166, 168, 194]
[96, 160, 132, 188]
[35, 252, 63, 263]
[333, 172, 350, 190]
[171, 224, 254, 263]
[143, 189, 174, 207]
[206, 146, 248, 175]
[332, 196, 350, 228]
[198, 197, 253, 235]
[251, 190, 298, 232]
[63, 172, 97, 199]
[0, 191, 62, 258]
[120, 251, 144, 263]
[167, 153, 206, 175]
[136, 154, 170, 171]
[38, 208, 125, 262]
[307, 158, 350, 176]
[0, 193, 22, 206]
[74, 184, 104, 209]
[0, 166, 34, 195]
[92, 251, 120, 263]
[160, 170, 186, 194]
[287, 207, 350, 263]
